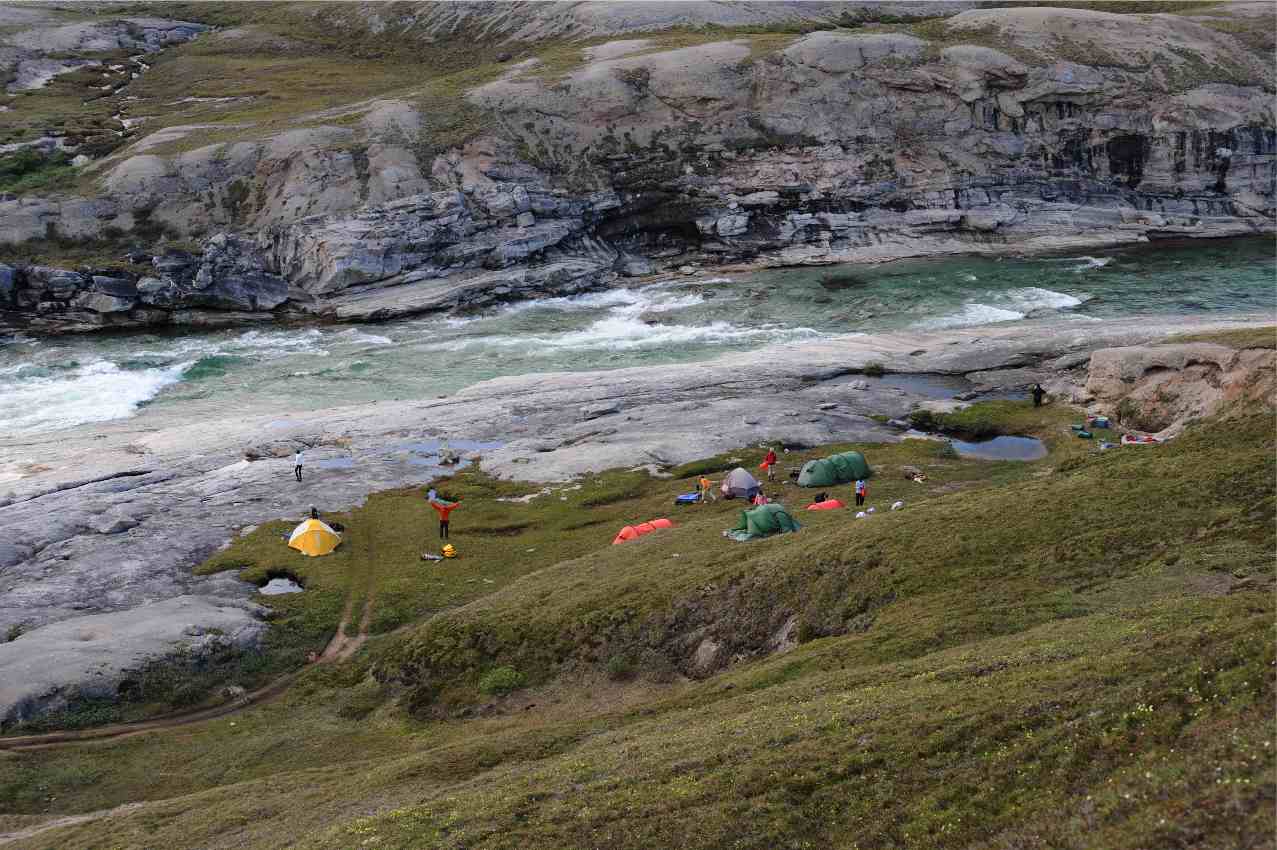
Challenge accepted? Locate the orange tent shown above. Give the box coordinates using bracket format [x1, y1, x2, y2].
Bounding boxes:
[806, 499, 845, 511]
[611, 517, 674, 545]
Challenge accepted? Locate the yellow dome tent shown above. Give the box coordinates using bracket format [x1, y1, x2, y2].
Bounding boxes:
[288, 518, 341, 557]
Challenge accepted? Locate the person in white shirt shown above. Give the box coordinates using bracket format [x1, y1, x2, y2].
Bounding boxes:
[294, 449, 304, 482]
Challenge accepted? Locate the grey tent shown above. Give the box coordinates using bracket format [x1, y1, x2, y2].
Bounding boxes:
[720, 467, 761, 500]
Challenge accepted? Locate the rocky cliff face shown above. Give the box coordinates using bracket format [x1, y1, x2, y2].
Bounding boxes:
[0, 2, 1273, 334]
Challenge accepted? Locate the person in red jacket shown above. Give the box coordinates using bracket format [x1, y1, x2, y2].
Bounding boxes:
[763, 447, 778, 481]
[430, 497, 460, 540]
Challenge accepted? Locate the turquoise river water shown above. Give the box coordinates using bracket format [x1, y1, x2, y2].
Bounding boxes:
[0, 236, 1272, 436]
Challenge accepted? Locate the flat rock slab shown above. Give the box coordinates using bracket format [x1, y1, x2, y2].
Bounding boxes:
[0, 595, 266, 724]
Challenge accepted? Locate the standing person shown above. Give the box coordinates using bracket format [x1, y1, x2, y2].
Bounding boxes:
[763, 446, 778, 481]
[430, 497, 460, 540]
[699, 476, 716, 504]
[294, 448, 304, 482]
[1032, 383, 1046, 408]
[854, 479, 867, 507]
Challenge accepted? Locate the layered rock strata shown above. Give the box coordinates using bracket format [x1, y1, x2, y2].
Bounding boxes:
[2, 6, 1272, 334]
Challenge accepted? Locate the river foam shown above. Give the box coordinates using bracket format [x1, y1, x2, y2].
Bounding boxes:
[920, 287, 1088, 329]
[0, 359, 192, 434]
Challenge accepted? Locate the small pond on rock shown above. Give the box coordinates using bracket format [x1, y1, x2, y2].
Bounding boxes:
[950, 435, 1047, 461]
[259, 578, 304, 595]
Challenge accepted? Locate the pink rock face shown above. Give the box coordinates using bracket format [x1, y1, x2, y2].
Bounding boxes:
[1086, 342, 1277, 436]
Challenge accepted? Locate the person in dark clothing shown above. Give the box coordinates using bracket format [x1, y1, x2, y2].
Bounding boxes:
[430, 498, 460, 540]
[1032, 384, 1046, 407]
[854, 479, 867, 507]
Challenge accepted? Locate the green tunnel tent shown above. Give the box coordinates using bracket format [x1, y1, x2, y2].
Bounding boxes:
[727, 503, 801, 541]
[796, 451, 872, 488]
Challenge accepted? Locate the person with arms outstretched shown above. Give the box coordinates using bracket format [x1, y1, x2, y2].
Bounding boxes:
[430, 496, 460, 540]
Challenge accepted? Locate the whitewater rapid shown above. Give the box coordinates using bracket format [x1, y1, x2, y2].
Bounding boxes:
[0, 237, 1271, 437]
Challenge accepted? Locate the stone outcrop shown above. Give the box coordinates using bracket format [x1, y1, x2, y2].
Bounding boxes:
[266, 184, 622, 296]
[1084, 341, 1277, 436]
[0, 596, 266, 726]
[0, 236, 289, 333]
[1, 4, 1271, 336]
[2, 14, 205, 93]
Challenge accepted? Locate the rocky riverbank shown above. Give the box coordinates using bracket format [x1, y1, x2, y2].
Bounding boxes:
[0, 312, 1271, 724]
[2, 3, 1272, 336]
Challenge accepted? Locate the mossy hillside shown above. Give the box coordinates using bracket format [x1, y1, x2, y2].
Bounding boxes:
[188, 430, 1029, 696]
[0, 402, 1107, 736]
[324, 599, 1272, 850]
[1, 406, 1066, 775]
[2, 408, 1271, 848]
[372, 410, 1274, 713]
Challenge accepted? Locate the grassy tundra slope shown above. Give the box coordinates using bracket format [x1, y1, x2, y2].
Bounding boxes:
[0, 388, 1272, 848]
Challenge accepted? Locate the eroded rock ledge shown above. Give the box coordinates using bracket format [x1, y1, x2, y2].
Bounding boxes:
[3, 8, 1273, 336]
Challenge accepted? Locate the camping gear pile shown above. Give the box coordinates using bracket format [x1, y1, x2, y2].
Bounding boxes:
[797, 451, 872, 487]
[1121, 434, 1162, 446]
[674, 492, 701, 505]
[443, 544, 457, 558]
[720, 467, 762, 500]
[612, 518, 674, 545]
[288, 518, 341, 557]
[723, 503, 801, 541]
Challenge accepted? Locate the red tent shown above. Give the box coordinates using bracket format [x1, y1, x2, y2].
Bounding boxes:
[611, 517, 674, 544]
[805, 499, 845, 511]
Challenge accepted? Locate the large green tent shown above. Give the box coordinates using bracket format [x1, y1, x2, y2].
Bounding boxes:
[796, 451, 872, 487]
[725, 503, 801, 541]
